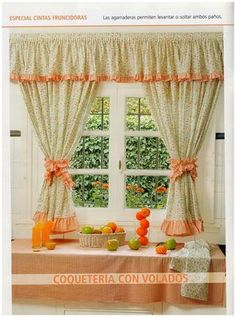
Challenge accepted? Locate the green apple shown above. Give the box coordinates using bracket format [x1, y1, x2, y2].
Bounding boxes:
[128, 238, 141, 250]
[107, 239, 119, 251]
[165, 238, 176, 250]
[81, 225, 94, 234]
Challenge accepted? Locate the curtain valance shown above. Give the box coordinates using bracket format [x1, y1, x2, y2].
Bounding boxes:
[10, 32, 224, 83]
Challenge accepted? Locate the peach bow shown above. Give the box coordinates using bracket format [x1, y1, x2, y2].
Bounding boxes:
[169, 158, 198, 183]
[44, 159, 74, 189]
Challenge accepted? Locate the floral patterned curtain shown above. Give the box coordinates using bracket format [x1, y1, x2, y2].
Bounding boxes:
[10, 32, 223, 235]
[10, 33, 223, 83]
[20, 81, 98, 233]
[145, 81, 222, 236]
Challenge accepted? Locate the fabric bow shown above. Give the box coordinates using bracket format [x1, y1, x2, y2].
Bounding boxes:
[44, 159, 74, 189]
[169, 158, 198, 183]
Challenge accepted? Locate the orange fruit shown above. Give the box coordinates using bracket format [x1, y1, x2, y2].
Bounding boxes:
[102, 226, 113, 234]
[106, 222, 117, 233]
[136, 211, 145, 221]
[136, 227, 148, 236]
[140, 218, 150, 228]
[139, 236, 149, 246]
[155, 245, 167, 254]
[115, 226, 125, 233]
[45, 242, 56, 250]
[140, 208, 150, 218]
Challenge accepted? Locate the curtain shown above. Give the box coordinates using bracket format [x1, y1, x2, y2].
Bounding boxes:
[20, 80, 98, 233]
[145, 80, 222, 236]
[10, 32, 224, 236]
[10, 33, 223, 83]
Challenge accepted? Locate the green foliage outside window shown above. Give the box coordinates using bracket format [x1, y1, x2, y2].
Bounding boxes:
[70, 97, 170, 209]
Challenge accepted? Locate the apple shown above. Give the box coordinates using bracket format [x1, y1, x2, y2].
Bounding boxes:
[107, 239, 119, 251]
[81, 225, 94, 234]
[102, 226, 113, 234]
[92, 228, 102, 234]
[165, 238, 176, 250]
[128, 238, 141, 250]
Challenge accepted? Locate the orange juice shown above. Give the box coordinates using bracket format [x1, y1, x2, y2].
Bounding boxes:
[32, 223, 43, 249]
[42, 220, 54, 246]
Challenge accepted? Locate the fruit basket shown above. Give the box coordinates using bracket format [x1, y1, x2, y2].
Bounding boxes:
[78, 232, 126, 248]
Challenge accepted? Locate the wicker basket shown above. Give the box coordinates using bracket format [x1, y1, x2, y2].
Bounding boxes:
[78, 232, 126, 248]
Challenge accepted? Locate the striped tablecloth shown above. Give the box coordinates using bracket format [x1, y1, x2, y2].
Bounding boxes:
[12, 239, 226, 306]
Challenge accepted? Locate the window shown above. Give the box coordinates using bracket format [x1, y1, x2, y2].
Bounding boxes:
[125, 97, 169, 209]
[69, 84, 170, 220]
[70, 97, 110, 208]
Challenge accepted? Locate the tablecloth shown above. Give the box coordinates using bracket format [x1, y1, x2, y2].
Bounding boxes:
[12, 239, 226, 306]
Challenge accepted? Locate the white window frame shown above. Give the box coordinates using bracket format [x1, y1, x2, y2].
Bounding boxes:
[69, 83, 170, 225]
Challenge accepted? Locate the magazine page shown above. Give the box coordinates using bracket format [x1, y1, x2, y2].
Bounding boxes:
[1, 1, 234, 315]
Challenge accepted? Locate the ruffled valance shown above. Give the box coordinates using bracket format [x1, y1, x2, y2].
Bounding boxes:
[10, 32, 224, 83]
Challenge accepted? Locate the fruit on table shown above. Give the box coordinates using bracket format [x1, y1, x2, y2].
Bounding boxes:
[115, 226, 125, 233]
[136, 211, 145, 221]
[45, 242, 56, 250]
[140, 207, 150, 218]
[136, 227, 148, 236]
[156, 242, 165, 246]
[106, 222, 117, 233]
[156, 245, 167, 254]
[165, 238, 176, 250]
[107, 239, 119, 251]
[139, 236, 149, 246]
[102, 226, 113, 234]
[81, 226, 94, 234]
[128, 238, 141, 250]
[92, 228, 102, 234]
[140, 218, 150, 229]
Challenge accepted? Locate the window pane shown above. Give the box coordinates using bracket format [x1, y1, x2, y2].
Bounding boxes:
[140, 116, 156, 130]
[85, 97, 110, 130]
[72, 175, 109, 208]
[125, 176, 169, 209]
[126, 137, 169, 169]
[140, 98, 151, 114]
[70, 136, 109, 169]
[126, 97, 157, 131]
[126, 97, 139, 114]
[126, 115, 139, 131]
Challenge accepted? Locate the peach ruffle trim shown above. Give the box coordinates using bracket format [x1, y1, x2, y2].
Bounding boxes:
[161, 219, 203, 236]
[44, 159, 74, 189]
[10, 72, 224, 83]
[169, 158, 198, 183]
[33, 211, 78, 234]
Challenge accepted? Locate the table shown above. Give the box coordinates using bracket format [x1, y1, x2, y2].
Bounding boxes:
[12, 239, 226, 306]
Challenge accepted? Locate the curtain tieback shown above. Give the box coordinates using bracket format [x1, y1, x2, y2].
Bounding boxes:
[169, 158, 198, 183]
[44, 159, 74, 189]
